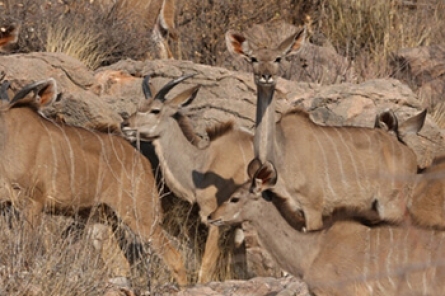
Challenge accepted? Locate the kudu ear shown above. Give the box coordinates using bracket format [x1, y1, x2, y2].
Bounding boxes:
[398, 109, 427, 138]
[10, 78, 58, 107]
[0, 23, 20, 51]
[225, 30, 253, 60]
[247, 158, 262, 179]
[167, 85, 200, 108]
[276, 26, 306, 57]
[158, 0, 178, 40]
[374, 109, 398, 134]
[251, 161, 278, 193]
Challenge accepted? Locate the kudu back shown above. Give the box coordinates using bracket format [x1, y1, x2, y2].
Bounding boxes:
[121, 75, 254, 282]
[0, 78, 187, 286]
[226, 26, 425, 231]
[209, 160, 445, 296]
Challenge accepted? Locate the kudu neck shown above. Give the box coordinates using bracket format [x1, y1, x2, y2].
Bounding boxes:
[152, 116, 206, 203]
[254, 84, 277, 164]
[250, 198, 321, 278]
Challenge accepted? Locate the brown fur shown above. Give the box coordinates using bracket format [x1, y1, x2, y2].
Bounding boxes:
[0, 79, 187, 286]
[206, 120, 235, 141]
[410, 155, 445, 229]
[174, 113, 205, 147]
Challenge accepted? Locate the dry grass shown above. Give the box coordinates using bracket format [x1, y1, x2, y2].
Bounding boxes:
[317, 0, 445, 80]
[45, 21, 111, 70]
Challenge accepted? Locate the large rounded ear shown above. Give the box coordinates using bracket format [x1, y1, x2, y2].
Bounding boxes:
[276, 26, 306, 57]
[251, 160, 278, 193]
[10, 78, 58, 107]
[167, 85, 200, 108]
[247, 158, 262, 179]
[225, 30, 253, 60]
[374, 109, 398, 134]
[398, 109, 427, 138]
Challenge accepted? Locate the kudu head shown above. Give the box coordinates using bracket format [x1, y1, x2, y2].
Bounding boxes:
[374, 109, 427, 144]
[121, 74, 200, 142]
[208, 158, 277, 226]
[0, 22, 20, 53]
[225, 27, 305, 88]
[0, 77, 58, 111]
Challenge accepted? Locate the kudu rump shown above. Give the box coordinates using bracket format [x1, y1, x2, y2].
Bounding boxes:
[0, 78, 187, 286]
[121, 75, 254, 282]
[226, 26, 425, 231]
[209, 161, 445, 296]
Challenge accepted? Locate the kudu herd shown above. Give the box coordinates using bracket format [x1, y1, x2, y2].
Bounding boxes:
[1, 14, 445, 295]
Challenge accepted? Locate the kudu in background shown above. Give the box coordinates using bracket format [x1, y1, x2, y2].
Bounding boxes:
[121, 75, 254, 283]
[209, 160, 445, 296]
[0, 22, 19, 53]
[0, 78, 187, 286]
[226, 28, 426, 231]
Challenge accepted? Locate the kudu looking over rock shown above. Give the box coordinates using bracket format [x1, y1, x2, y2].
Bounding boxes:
[226, 27, 426, 231]
[209, 160, 445, 296]
[0, 23, 19, 53]
[121, 75, 254, 283]
[0, 78, 187, 286]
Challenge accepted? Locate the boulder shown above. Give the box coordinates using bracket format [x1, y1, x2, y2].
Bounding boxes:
[390, 45, 445, 109]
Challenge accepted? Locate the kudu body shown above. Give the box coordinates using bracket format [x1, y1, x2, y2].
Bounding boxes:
[226, 28, 425, 231]
[410, 155, 445, 229]
[374, 109, 445, 230]
[121, 75, 254, 282]
[209, 161, 445, 296]
[0, 79, 187, 286]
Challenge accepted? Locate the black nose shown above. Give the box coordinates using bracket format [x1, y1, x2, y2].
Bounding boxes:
[262, 74, 271, 81]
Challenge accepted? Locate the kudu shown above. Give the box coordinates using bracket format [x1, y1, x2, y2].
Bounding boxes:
[209, 160, 445, 296]
[121, 75, 254, 282]
[0, 23, 19, 53]
[226, 28, 426, 231]
[374, 109, 445, 230]
[127, 0, 178, 59]
[0, 78, 187, 286]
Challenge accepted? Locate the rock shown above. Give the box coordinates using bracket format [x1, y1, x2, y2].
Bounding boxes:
[390, 45, 445, 108]
[159, 276, 309, 296]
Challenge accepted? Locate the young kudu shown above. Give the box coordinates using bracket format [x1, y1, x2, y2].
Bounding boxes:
[209, 160, 445, 296]
[121, 75, 254, 282]
[0, 78, 187, 286]
[226, 28, 426, 231]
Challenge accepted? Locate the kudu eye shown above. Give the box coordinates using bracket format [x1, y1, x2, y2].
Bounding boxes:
[275, 57, 282, 63]
[230, 197, 240, 203]
[250, 57, 258, 63]
[150, 109, 161, 114]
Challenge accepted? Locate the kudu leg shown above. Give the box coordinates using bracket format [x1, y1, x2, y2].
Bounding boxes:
[198, 224, 221, 283]
[112, 198, 188, 287]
